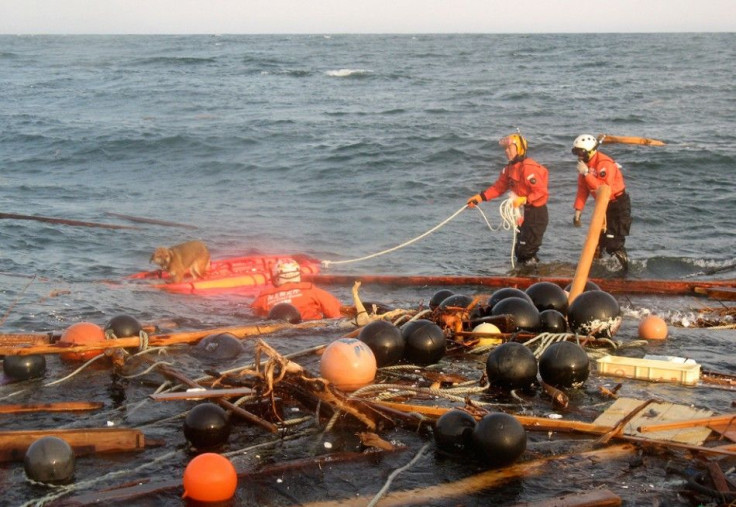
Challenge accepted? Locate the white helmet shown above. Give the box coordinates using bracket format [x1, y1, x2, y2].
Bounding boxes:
[572, 134, 599, 160]
[272, 259, 301, 286]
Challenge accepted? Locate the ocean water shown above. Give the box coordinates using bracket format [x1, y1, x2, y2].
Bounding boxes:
[1, 34, 735, 505]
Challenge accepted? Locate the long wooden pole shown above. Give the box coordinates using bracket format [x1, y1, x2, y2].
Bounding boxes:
[597, 134, 666, 146]
[0, 428, 147, 462]
[307, 273, 736, 296]
[568, 184, 611, 305]
[0, 320, 329, 356]
[0, 213, 137, 230]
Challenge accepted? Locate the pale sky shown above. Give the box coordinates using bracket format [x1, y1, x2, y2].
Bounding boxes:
[0, 0, 734, 34]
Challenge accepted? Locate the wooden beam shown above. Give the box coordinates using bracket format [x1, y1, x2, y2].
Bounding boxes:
[0, 428, 147, 462]
[0, 401, 103, 414]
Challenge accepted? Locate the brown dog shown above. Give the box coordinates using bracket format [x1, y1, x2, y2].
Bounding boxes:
[150, 240, 210, 283]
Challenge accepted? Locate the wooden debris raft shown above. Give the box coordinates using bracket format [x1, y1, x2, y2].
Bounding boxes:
[211, 339, 395, 432]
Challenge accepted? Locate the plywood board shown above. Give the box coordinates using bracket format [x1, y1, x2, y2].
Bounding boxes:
[593, 397, 713, 445]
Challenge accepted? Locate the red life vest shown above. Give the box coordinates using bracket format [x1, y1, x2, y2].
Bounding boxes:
[252, 282, 342, 321]
[574, 151, 626, 210]
[481, 157, 549, 206]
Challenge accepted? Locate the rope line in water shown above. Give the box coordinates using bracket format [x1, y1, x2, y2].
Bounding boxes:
[367, 442, 432, 507]
[321, 199, 519, 268]
[321, 204, 468, 268]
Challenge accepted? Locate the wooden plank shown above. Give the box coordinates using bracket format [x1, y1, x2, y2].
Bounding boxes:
[637, 413, 736, 433]
[593, 397, 713, 445]
[0, 428, 146, 462]
[511, 488, 622, 507]
[0, 401, 103, 414]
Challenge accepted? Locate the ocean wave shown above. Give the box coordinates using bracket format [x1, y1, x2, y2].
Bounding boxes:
[129, 56, 217, 66]
[325, 69, 372, 78]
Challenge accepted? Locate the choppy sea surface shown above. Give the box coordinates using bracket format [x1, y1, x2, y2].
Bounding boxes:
[1, 34, 735, 505]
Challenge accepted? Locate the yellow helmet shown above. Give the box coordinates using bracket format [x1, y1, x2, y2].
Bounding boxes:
[499, 133, 528, 158]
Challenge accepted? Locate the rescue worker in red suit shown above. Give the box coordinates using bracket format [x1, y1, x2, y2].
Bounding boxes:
[467, 133, 549, 267]
[571, 134, 631, 273]
[252, 259, 343, 320]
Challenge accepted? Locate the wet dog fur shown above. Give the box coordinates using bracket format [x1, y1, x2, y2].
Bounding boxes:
[150, 240, 210, 283]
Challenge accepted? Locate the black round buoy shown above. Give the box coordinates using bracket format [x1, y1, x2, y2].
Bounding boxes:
[564, 280, 601, 293]
[429, 289, 455, 310]
[434, 409, 476, 454]
[3, 354, 46, 381]
[403, 322, 446, 365]
[490, 297, 540, 332]
[525, 282, 568, 314]
[358, 320, 405, 367]
[104, 314, 142, 338]
[472, 412, 526, 467]
[400, 319, 434, 340]
[183, 403, 231, 449]
[539, 309, 568, 333]
[485, 342, 537, 390]
[268, 302, 302, 324]
[193, 333, 245, 361]
[439, 294, 474, 310]
[538, 341, 590, 388]
[24, 436, 75, 484]
[567, 290, 621, 337]
[487, 287, 533, 312]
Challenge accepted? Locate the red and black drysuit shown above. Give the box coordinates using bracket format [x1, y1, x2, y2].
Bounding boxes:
[477, 156, 550, 264]
[575, 151, 632, 255]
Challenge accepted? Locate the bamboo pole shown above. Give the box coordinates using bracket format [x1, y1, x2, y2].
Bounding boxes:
[568, 184, 611, 305]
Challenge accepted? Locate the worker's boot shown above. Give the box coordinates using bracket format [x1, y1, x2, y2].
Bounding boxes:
[612, 249, 629, 274]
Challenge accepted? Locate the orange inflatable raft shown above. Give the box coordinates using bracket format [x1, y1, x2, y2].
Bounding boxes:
[128, 254, 321, 295]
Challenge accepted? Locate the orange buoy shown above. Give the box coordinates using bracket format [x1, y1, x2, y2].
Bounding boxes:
[638, 315, 668, 340]
[319, 338, 376, 392]
[59, 322, 106, 361]
[182, 452, 237, 502]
